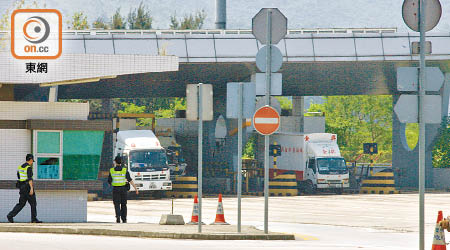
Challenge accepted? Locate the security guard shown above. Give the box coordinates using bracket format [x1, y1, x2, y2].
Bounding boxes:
[7, 154, 42, 223]
[108, 156, 138, 223]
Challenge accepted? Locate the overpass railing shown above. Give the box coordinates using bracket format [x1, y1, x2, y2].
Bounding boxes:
[0, 28, 397, 36]
[4, 28, 450, 63]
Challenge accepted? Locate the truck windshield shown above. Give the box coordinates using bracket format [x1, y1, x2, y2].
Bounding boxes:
[129, 150, 167, 172]
[316, 158, 347, 174]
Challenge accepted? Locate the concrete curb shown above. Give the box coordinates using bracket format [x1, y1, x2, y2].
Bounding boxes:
[0, 225, 295, 240]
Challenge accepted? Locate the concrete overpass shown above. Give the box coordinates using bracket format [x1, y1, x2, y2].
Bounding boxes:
[6, 29, 450, 99]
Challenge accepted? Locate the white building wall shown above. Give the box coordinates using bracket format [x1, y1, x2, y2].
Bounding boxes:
[0, 129, 31, 180]
[0, 53, 179, 84]
[0, 101, 89, 120]
[0, 190, 87, 223]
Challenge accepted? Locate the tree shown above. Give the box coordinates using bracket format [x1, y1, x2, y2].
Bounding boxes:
[275, 96, 292, 110]
[127, 1, 152, 29]
[308, 95, 393, 163]
[432, 116, 450, 168]
[170, 10, 206, 30]
[112, 8, 126, 29]
[118, 102, 151, 127]
[67, 11, 89, 30]
[92, 16, 109, 29]
[243, 135, 256, 159]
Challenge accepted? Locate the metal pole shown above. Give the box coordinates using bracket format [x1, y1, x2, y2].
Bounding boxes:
[198, 83, 203, 233]
[215, 0, 226, 29]
[418, 1, 427, 249]
[264, 9, 272, 235]
[237, 82, 243, 233]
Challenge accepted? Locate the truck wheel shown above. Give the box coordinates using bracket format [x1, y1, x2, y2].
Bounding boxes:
[304, 180, 316, 194]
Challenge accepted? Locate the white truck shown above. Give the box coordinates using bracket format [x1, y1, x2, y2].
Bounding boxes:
[114, 130, 172, 192]
[270, 132, 349, 193]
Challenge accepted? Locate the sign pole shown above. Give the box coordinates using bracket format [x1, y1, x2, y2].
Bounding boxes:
[264, 9, 272, 235]
[418, 0, 426, 249]
[237, 82, 243, 233]
[198, 83, 203, 233]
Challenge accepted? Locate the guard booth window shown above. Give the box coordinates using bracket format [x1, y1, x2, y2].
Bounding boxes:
[62, 131, 103, 180]
[33, 130, 104, 181]
[34, 130, 62, 180]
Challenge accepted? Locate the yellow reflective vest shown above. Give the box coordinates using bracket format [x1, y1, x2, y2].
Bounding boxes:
[18, 164, 30, 182]
[110, 167, 127, 187]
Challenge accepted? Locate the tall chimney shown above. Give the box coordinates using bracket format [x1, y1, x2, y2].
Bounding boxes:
[215, 0, 226, 29]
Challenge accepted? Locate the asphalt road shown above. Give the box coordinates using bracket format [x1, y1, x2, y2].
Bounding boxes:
[89, 193, 448, 233]
[1, 193, 448, 249]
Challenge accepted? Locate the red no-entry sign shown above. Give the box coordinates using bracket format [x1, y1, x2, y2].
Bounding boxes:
[253, 105, 280, 135]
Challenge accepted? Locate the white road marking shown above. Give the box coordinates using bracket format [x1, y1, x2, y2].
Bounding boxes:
[254, 118, 278, 124]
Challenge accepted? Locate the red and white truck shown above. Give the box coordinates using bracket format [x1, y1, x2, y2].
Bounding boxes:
[266, 132, 349, 193]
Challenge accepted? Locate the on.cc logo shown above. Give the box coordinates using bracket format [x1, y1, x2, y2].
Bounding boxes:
[11, 9, 62, 59]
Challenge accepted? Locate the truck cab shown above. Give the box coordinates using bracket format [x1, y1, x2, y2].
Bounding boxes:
[306, 157, 349, 192]
[304, 135, 349, 193]
[115, 130, 172, 192]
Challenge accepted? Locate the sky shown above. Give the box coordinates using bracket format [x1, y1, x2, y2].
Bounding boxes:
[0, 0, 450, 31]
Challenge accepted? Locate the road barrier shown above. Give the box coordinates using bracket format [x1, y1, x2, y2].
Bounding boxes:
[432, 211, 446, 250]
[211, 194, 229, 225]
[359, 168, 399, 194]
[269, 172, 298, 196]
[166, 176, 198, 198]
[186, 195, 204, 225]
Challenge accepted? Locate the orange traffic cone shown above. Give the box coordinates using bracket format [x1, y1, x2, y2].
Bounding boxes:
[187, 195, 204, 225]
[211, 194, 229, 225]
[432, 211, 446, 250]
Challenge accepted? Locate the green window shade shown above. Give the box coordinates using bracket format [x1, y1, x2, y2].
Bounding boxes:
[62, 131, 104, 180]
[37, 132, 60, 154]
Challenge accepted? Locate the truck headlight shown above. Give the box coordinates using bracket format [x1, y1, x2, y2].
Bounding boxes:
[317, 179, 326, 184]
[342, 179, 349, 183]
[163, 182, 171, 187]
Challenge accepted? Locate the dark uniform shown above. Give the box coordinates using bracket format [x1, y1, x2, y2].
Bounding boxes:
[7, 162, 39, 223]
[108, 165, 132, 223]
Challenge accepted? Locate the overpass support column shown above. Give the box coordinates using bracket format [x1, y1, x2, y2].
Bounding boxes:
[393, 74, 450, 189]
[48, 86, 58, 102]
[392, 95, 437, 189]
[292, 96, 304, 132]
[198, 94, 249, 194]
[101, 99, 113, 114]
